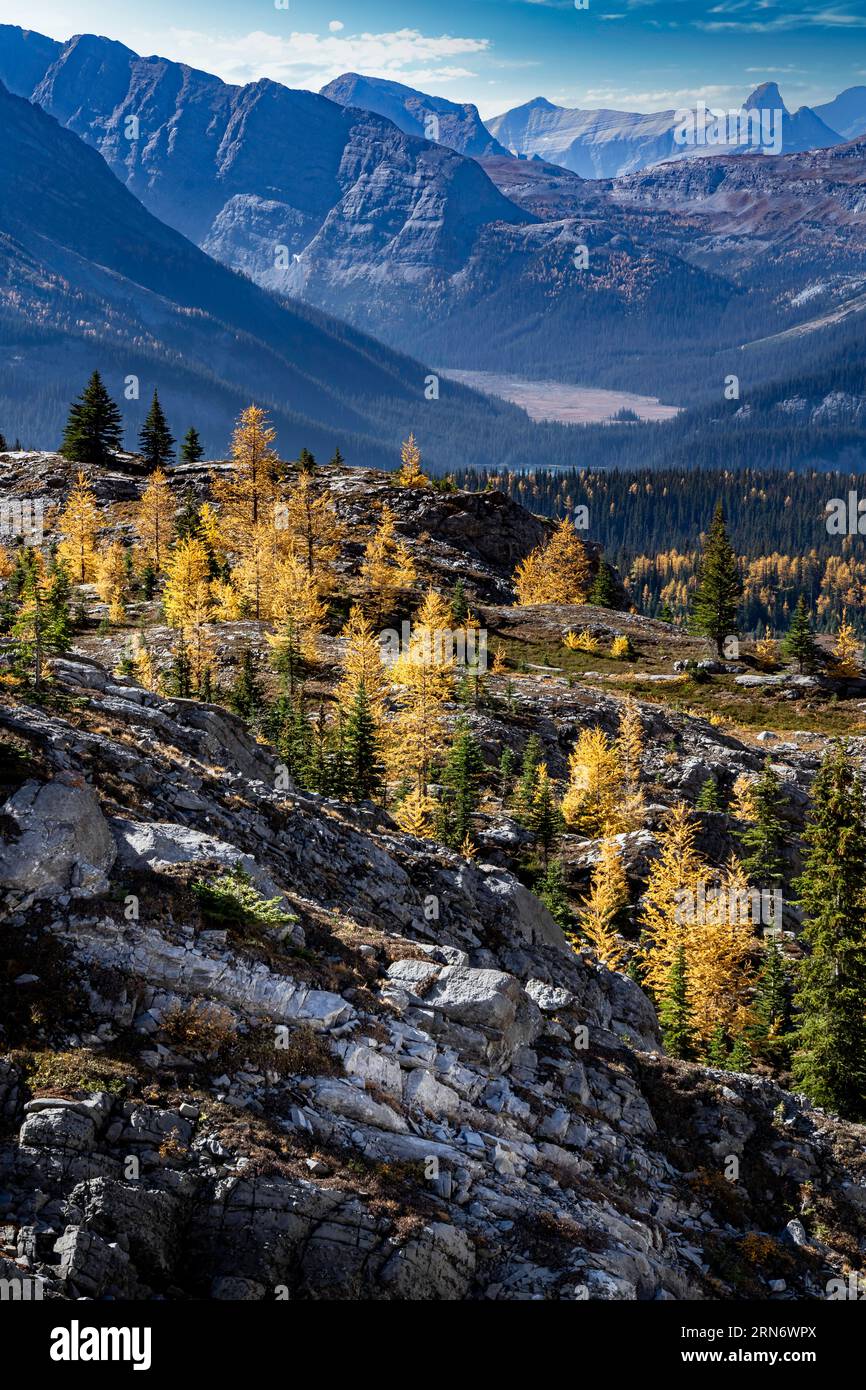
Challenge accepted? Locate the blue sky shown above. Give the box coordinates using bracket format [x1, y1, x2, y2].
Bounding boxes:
[7, 0, 866, 116]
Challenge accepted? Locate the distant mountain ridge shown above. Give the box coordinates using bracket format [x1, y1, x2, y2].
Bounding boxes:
[320, 72, 510, 158]
[0, 74, 565, 470]
[486, 82, 844, 177]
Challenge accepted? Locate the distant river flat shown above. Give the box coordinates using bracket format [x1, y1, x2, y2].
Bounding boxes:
[439, 370, 681, 425]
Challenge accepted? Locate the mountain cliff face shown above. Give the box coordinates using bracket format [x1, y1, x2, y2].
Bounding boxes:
[320, 72, 511, 158]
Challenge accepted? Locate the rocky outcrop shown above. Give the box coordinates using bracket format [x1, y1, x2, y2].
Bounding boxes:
[1, 659, 865, 1302]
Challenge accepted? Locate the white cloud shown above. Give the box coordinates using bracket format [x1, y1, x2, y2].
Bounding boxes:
[121, 26, 491, 90]
[328, 21, 344, 33]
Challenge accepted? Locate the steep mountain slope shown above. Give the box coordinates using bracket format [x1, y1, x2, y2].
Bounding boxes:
[814, 86, 866, 141]
[320, 72, 510, 157]
[487, 84, 842, 177]
[2, 448, 866, 1299]
[0, 77, 562, 468]
[0, 25, 735, 389]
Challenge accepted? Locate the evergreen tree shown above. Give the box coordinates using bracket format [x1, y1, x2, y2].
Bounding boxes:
[689, 501, 742, 657]
[437, 720, 484, 848]
[658, 946, 694, 1059]
[513, 733, 543, 819]
[228, 648, 264, 722]
[525, 764, 562, 867]
[498, 746, 516, 801]
[538, 858, 572, 930]
[782, 595, 820, 673]
[450, 578, 469, 625]
[11, 551, 71, 688]
[164, 632, 192, 698]
[138, 390, 175, 468]
[296, 447, 317, 475]
[343, 681, 382, 803]
[180, 426, 204, 465]
[739, 759, 788, 889]
[793, 742, 866, 1120]
[696, 776, 722, 811]
[329, 447, 345, 469]
[174, 488, 202, 541]
[751, 939, 792, 1068]
[589, 561, 620, 610]
[60, 371, 124, 465]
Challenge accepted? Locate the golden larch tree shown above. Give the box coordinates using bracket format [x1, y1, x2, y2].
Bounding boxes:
[514, 518, 592, 606]
[561, 726, 624, 836]
[395, 432, 429, 488]
[135, 468, 176, 571]
[163, 537, 212, 629]
[56, 470, 100, 583]
[280, 470, 344, 592]
[577, 838, 629, 970]
[211, 405, 279, 547]
[360, 504, 417, 621]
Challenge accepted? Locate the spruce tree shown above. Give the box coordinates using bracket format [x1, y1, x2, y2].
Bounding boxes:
[514, 733, 542, 819]
[793, 742, 866, 1120]
[343, 681, 381, 803]
[782, 595, 820, 674]
[437, 720, 484, 848]
[498, 747, 516, 801]
[739, 759, 787, 889]
[751, 939, 792, 1068]
[589, 561, 619, 610]
[60, 371, 124, 465]
[689, 501, 742, 657]
[696, 776, 722, 811]
[180, 426, 204, 465]
[538, 857, 572, 930]
[659, 946, 694, 1059]
[229, 649, 264, 721]
[450, 578, 469, 625]
[138, 390, 175, 468]
[329, 447, 345, 469]
[296, 447, 317, 475]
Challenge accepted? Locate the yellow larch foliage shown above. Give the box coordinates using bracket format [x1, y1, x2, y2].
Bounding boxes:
[394, 432, 429, 488]
[491, 643, 507, 676]
[336, 603, 389, 716]
[731, 773, 758, 821]
[279, 470, 343, 593]
[514, 518, 592, 606]
[163, 537, 211, 628]
[0, 545, 13, 579]
[389, 597, 454, 791]
[393, 786, 438, 837]
[687, 857, 755, 1044]
[561, 726, 623, 836]
[360, 504, 417, 620]
[831, 612, 862, 677]
[564, 628, 600, 653]
[56, 471, 100, 583]
[754, 626, 779, 670]
[577, 837, 629, 970]
[231, 524, 281, 620]
[210, 405, 279, 548]
[134, 468, 176, 570]
[266, 552, 327, 674]
[615, 696, 644, 792]
[95, 541, 128, 621]
[638, 803, 706, 1003]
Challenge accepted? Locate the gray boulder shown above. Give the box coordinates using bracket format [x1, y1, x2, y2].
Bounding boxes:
[0, 776, 116, 907]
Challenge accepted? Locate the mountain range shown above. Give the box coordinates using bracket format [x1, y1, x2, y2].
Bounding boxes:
[485, 82, 849, 178]
[0, 71, 576, 468]
[1, 22, 865, 447]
